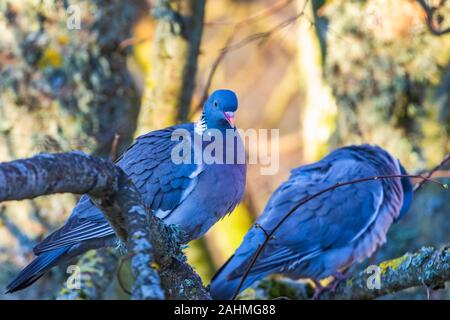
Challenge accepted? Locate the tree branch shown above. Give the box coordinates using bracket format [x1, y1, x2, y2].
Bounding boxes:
[414, 153, 450, 191]
[194, 0, 308, 113]
[321, 246, 450, 299]
[144, 214, 210, 299]
[0, 152, 163, 299]
[417, 0, 450, 36]
[0, 152, 210, 299]
[57, 248, 120, 300]
[136, 0, 206, 134]
[252, 246, 450, 300]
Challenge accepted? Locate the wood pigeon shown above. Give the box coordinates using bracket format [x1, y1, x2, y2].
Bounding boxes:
[6, 89, 247, 293]
[210, 144, 413, 299]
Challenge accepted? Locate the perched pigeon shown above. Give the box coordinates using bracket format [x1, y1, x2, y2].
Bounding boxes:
[210, 144, 413, 299]
[6, 89, 247, 293]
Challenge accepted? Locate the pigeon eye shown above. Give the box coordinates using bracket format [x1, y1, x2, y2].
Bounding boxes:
[213, 101, 218, 108]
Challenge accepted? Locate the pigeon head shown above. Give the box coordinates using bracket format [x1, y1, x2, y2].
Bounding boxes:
[397, 162, 413, 221]
[201, 89, 238, 132]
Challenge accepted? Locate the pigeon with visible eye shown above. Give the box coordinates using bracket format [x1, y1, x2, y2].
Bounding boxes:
[210, 144, 413, 300]
[6, 89, 247, 293]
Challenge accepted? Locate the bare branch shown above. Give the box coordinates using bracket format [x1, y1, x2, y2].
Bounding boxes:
[224, 9, 308, 53]
[205, 0, 294, 27]
[194, 0, 308, 113]
[414, 154, 450, 191]
[195, 31, 236, 112]
[417, 0, 450, 36]
[109, 133, 121, 162]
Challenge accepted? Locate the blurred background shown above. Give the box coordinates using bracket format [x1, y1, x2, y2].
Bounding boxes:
[0, 0, 449, 299]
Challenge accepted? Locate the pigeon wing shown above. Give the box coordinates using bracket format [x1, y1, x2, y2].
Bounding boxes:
[33, 124, 202, 254]
[228, 156, 385, 279]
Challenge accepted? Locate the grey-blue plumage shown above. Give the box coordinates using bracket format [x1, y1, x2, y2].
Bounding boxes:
[6, 89, 246, 293]
[210, 144, 413, 299]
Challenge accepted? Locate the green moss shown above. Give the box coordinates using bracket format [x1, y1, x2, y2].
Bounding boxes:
[257, 278, 310, 299]
[59, 287, 69, 295]
[379, 254, 410, 274]
[37, 48, 63, 69]
[150, 262, 160, 270]
[237, 288, 257, 300]
[346, 278, 353, 287]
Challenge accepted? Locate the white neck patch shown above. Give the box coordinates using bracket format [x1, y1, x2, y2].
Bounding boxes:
[194, 112, 207, 135]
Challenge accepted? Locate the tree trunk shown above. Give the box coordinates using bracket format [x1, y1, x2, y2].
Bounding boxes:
[296, 0, 337, 162]
[0, 0, 142, 299]
[136, 0, 206, 135]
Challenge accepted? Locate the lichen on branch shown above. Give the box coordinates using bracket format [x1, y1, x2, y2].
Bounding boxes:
[247, 246, 450, 300]
[0, 152, 209, 299]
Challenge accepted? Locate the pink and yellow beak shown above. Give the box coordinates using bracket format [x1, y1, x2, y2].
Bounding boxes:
[224, 111, 235, 128]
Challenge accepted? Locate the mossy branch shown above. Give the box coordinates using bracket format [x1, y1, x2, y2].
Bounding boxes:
[0, 152, 209, 299]
[57, 248, 120, 300]
[251, 246, 450, 300]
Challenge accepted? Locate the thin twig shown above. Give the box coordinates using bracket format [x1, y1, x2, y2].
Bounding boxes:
[417, 0, 450, 36]
[414, 154, 450, 192]
[119, 35, 153, 51]
[232, 174, 447, 299]
[224, 9, 308, 53]
[195, 31, 236, 113]
[109, 133, 121, 162]
[194, 0, 308, 113]
[205, 0, 294, 27]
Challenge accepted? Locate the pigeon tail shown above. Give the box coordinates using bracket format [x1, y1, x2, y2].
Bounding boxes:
[5, 246, 70, 293]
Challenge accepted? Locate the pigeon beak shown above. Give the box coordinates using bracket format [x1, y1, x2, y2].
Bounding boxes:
[224, 111, 235, 128]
